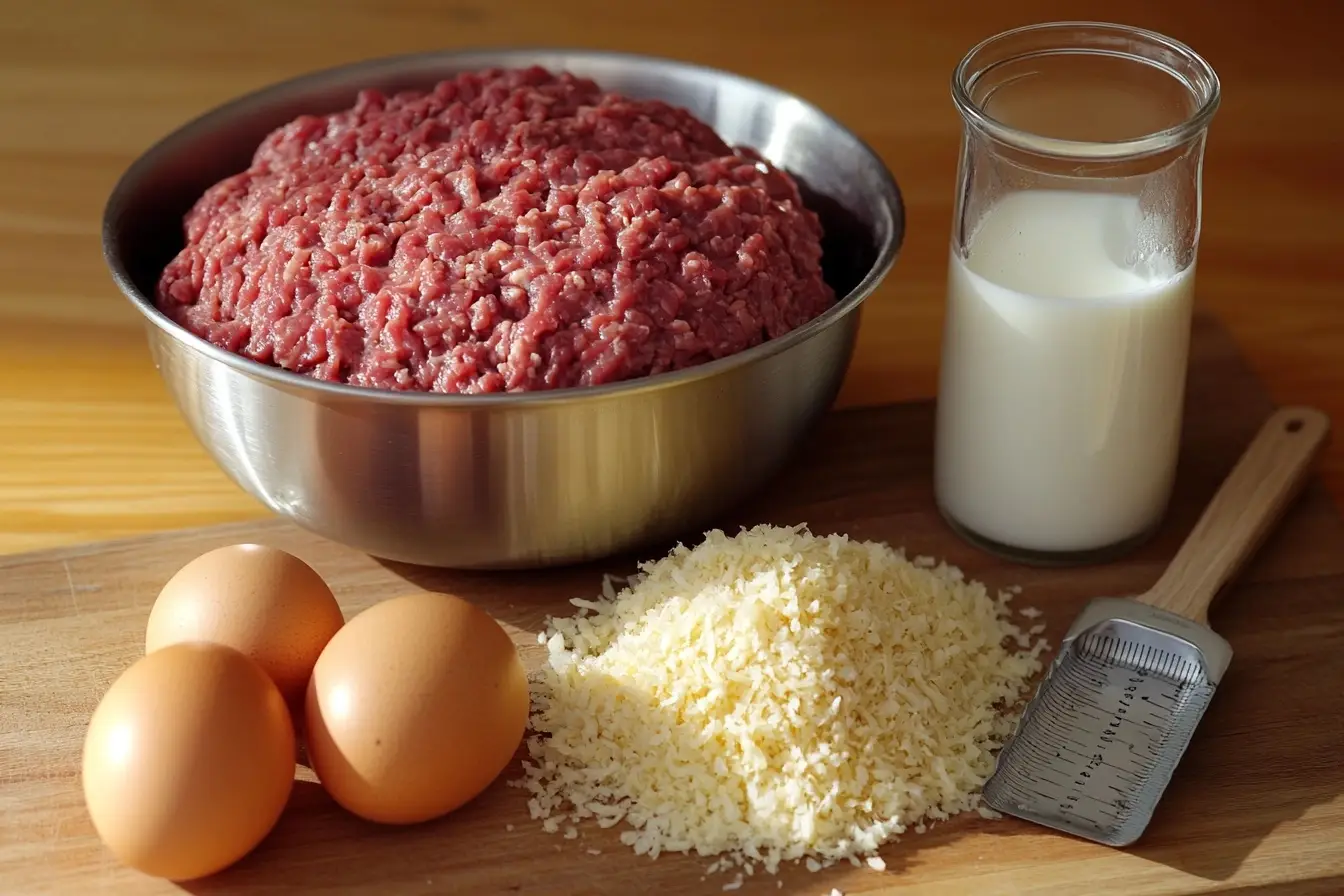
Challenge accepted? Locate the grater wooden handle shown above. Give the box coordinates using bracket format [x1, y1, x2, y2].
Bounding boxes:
[1139, 406, 1331, 625]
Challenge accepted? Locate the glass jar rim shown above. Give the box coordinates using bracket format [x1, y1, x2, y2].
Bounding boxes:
[951, 21, 1221, 160]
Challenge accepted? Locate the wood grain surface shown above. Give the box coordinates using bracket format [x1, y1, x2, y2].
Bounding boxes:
[1139, 406, 1331, 624]
[2, 316, 1343, 895]
[0, 0, 1342, 554]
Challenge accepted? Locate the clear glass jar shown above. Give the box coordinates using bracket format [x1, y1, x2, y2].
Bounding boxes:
[934, 22, 1221, 565]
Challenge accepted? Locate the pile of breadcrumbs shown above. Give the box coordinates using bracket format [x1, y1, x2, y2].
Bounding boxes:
[514, 524, 1048, 878]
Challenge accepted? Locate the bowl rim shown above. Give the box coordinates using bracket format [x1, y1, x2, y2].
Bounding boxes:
[103, 47, 904, 408]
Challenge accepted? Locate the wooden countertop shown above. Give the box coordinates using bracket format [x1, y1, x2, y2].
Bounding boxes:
[1, 0, 1341, 556]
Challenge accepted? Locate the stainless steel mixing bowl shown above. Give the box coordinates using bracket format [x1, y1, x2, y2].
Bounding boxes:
[102, 49, 904, 569]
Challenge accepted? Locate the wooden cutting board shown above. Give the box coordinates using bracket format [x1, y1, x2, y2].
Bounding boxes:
[2, 315, 1342, 896]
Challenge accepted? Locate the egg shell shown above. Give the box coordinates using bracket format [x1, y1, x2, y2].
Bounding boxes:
[146, 543, 344, 707]
[305, 592, 529, 825]
[81, 642, 296, 880]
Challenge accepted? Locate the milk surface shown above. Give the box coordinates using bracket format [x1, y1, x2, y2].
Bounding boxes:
[935, 189, 1195, 553]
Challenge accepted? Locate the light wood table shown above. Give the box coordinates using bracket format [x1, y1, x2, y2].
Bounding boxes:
[2, 0, 1340, 558]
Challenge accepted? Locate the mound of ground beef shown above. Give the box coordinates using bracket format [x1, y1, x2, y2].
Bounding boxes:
[156, 66, 835, 393]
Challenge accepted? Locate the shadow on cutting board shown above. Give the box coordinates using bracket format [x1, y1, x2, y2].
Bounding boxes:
[1123, 568, 1344, 883]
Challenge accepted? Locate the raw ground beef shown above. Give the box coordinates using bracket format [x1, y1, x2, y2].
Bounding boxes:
[155, 66, 835, 393]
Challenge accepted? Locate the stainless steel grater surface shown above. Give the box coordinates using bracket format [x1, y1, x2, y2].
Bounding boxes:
[983, 407, 1331, 847]
[984, 597, 1229, 846]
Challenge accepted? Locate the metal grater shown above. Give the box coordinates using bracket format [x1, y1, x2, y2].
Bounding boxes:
[982, 407, 1331, 847]
[983, 597, 1228, 846]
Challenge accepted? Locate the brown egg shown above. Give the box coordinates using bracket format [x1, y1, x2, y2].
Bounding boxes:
[305, 592, 529, 824]
[146, 544, 344, 707]
[82, 642, 296, 880]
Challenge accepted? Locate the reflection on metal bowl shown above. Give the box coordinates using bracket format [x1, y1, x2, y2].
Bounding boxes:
[103, 49, 904, 569]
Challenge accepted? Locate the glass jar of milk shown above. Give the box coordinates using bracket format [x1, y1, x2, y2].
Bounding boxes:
[935, 22, 1221, 564]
